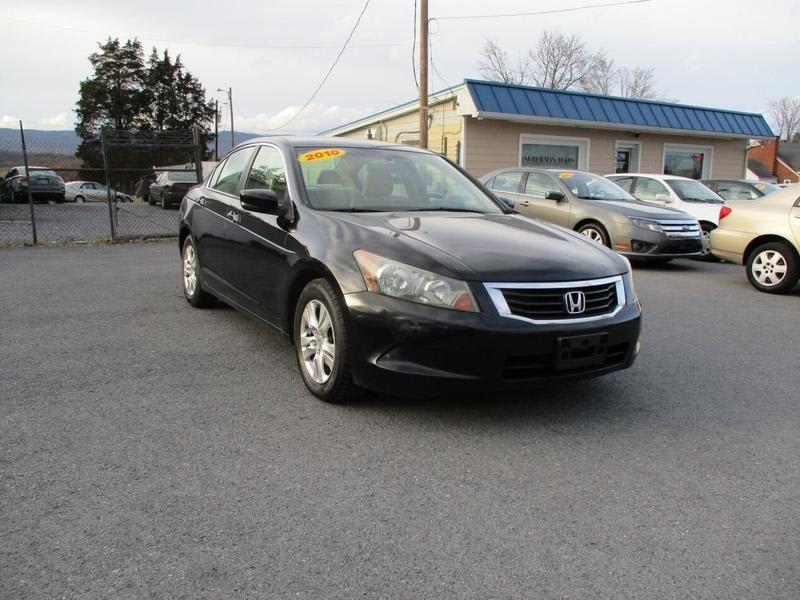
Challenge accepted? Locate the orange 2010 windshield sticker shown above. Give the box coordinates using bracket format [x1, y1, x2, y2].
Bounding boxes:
[558, 172, 574, 179]
[298, 148, 346, 162]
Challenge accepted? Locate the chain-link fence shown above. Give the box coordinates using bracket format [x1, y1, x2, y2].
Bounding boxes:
[0, 123, 210, 247]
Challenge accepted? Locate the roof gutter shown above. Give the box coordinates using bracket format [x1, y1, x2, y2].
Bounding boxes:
[472, 111, 771, 140]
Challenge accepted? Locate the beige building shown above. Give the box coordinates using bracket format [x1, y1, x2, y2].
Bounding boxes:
[324, 80, 774, 181]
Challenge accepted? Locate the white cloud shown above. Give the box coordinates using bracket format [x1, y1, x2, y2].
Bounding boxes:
[240, 102, 372, 134]
[39, 112, 71, 128]
[1, 115, 20, 128]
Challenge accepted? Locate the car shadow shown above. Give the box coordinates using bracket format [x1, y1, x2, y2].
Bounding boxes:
[347, 375, 650, 432]
[629, 259, 704, 272]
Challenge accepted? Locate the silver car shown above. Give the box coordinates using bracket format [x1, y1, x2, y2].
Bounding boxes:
[64, 181, 132, 203]
[480, 168, 703, 261]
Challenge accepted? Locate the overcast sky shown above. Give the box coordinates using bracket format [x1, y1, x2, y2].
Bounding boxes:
[2, 0, 798, 134]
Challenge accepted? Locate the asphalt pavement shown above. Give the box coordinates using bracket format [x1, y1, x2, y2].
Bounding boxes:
[1, 242, 798, 598]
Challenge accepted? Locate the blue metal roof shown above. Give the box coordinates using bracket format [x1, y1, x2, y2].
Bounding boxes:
[465, 79, 774, 138]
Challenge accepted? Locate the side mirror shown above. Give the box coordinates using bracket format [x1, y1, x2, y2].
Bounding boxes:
[495, 195, 515, 209]
[240, 188, 280, 213]
[546, 191, 565, 202]
[655, 193, 672, 202]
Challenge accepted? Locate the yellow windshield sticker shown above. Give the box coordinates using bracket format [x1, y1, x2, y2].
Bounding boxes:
[558, 172, 574, 179]
[754, 182, 765, 189]
[299, 148, 346, 162]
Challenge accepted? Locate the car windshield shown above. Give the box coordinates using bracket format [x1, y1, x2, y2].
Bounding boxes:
[666, 179, 724, 203]
[26, 169, 58, 177]
[164, 171, 198, 183]
[555, 171, 636, 201]
[295, 146, 504, 213]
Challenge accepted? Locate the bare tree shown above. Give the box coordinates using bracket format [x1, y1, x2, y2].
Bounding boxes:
[768, 97, 800, 141]
[618, 66, 660, 100]
[579, 52, 617, 95]
[528, 30, 595, 90]
[477, 40, 529, 85]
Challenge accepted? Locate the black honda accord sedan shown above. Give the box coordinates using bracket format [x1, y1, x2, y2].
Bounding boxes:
[179, 136, 641, 402]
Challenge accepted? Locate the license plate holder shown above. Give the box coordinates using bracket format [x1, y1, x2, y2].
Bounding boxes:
[554, 333, 608, 371]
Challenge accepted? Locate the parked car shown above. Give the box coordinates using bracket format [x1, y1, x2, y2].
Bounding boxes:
[606, 173, 725, 258]
[0, 166, 65, 203]
[710, 187, 800, 294]
[701, 179, 780, 201]
[149, 170, 198, 209]
[64, 181, 132, 203]
[179, 137, 642, 403]
[479, 168, 702, 262]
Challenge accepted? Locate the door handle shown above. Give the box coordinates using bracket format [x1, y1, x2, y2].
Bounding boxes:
[520, 200, 531, 207]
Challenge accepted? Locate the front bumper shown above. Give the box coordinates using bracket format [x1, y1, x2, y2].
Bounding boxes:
[616, 228, 703, 259]
[344, 290, 641, 398]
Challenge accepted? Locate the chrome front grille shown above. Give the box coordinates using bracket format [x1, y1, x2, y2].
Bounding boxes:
[484, 276, 625, 324]
[655, 219, 701, 238]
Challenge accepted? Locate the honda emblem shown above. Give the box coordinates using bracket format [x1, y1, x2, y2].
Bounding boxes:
[564, 291, 586, 314]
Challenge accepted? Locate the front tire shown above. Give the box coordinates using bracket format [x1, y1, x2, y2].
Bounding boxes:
[577, 222, 610, 247]
[181, 236, 215, 307]
[74, 195, 85, 204]
[294, 279, 360, 403]
[746, 242, 799, 294]
[694, 223, 719, 262]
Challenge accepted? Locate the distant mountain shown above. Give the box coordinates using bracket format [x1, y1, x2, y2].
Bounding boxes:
[0, 127, 265, 161]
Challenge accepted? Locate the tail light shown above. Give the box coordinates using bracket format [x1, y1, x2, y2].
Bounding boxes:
[19, 177, 27, 185]
[57, 176, 64, 184]
[719, 206, 732, 220]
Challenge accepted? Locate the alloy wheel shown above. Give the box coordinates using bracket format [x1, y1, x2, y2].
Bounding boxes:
[299, 299, 336, 384]
[752, 250, 787, 287]
[183, 243, 198, 296]
[581, 227, 604, 243]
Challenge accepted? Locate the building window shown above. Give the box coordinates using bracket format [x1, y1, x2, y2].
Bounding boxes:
[519, 134, 589, 170]
[663, 144, 712, 179]
[615, 141, 641, 173]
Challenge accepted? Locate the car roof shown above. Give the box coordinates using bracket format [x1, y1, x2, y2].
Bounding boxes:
[230, 135, 433, 155]
[611, 173, 694, 181]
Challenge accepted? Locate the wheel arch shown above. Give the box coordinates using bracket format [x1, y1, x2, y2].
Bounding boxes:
[744, 234, 800, 264]
[574, 219, 611, 244]
[284, 260, 344, 344]
[178, 224, 191, 255]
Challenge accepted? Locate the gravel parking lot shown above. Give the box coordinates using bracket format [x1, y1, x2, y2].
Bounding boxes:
[1, 242, 798, 598]
[0, 203, 178, 245]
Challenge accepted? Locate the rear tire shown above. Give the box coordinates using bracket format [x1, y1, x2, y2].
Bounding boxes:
[294, 279, 361, 404]
[74, 195, 85, 204]
[181, 236, 216, 307]
[746, 242, 799, 294]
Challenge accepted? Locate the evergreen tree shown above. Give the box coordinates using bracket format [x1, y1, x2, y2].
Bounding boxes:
[74, 38, 216, 185]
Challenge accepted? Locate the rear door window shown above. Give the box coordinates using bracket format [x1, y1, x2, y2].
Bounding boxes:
[489, 171, 524, 193]
[212, 147, 255, 196]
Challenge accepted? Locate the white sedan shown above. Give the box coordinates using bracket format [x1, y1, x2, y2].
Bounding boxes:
[64, 181, 131, 203]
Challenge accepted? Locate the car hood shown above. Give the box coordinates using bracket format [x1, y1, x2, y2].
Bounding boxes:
[587, 199, 694, 219]
[329, 211, 628, 282]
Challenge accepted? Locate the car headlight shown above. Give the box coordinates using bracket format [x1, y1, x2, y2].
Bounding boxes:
[630, 218, 663, 233]
[617, 255, 639, 306]
[353, 250, 479, 312]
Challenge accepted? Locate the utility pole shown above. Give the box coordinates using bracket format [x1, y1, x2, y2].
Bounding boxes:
[418, 0, 428, 149]
[218, 87, 235, 150]
[214, 99, 219, 160]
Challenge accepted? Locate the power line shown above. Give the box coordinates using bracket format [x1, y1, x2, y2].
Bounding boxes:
[0, 15, 402, 50]
[428, 23, 450, 89]
[434, 0, 652, 21]
[268, 0, 372, 131]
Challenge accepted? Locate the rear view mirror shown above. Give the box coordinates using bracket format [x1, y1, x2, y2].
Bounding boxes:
[240, 188, 280, 213]
[546, 191, 565, 202]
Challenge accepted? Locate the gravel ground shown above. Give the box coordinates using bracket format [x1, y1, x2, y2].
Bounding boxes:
[1, 242, 798, 599]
